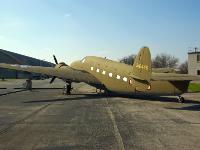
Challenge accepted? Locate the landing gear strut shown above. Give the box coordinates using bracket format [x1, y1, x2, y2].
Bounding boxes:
[63, 82, 72, 95]
[177, 96, 185, 103]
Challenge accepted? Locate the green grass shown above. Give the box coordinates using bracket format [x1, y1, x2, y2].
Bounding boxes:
[189, 83, 200, 92]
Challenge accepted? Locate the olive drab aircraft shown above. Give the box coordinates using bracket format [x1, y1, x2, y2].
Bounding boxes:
[0, 47, 199, 103]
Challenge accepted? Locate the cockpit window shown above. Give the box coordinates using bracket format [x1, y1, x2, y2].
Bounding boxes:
[81, 58, 86, 63]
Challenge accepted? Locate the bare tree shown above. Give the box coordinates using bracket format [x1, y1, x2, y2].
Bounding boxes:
[119, 53, 179, 69]
[119, 54, 136, 65]
[178, 61, 188, 74]
[152, 53, 179, 68]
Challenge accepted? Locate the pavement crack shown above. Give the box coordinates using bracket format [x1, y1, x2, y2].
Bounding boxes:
[0, 89, 27, 96]
[0, 103, 51, 136]
[105, 98, 125, 150]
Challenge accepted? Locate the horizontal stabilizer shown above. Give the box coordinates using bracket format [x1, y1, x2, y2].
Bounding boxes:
[151, 73, 200, 81]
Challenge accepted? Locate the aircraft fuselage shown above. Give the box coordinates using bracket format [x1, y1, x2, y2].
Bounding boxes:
[70, 56, 189, 96]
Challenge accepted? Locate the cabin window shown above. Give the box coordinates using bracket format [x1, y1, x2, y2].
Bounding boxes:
[116, 75, 121, 79]
[197, 70, 200, 75]
[123, 77, 128, 82]
[102, 70, 106, 75]
[197, 54, 200, 62]
[109, 73, 113, 77]
[96, 68, 100, 73]
[91, 67, 94, 71]
[81, 58, 86, 63]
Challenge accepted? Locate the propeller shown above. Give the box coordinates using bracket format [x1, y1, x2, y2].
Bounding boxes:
[50, 76, 56, 84]
[50, 55, 58, 84]
[53, 55, 58, 64]
[50, 55, 67, 84]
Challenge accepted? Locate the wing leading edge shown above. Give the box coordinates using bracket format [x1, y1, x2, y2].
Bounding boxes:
[0, 63, 100, 84]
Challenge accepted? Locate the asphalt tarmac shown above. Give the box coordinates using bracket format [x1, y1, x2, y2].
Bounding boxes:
[0, 79, 200, 150]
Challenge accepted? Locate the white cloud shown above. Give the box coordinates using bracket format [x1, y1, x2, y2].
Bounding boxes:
[64, 13, 71, 18]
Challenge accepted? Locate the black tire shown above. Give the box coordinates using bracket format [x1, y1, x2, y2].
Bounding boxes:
[178, 96, 185, 103]
[67, 84, 71, 95]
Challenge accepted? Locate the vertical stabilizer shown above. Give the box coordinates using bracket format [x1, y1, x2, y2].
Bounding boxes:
[131, 47, 152, 82]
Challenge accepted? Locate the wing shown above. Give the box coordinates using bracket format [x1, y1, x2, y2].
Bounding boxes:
[0, 63, 99, 83]
[151, 73, 200, 81]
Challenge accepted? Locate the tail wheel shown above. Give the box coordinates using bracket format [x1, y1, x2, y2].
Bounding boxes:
[178, 96, 185, 103]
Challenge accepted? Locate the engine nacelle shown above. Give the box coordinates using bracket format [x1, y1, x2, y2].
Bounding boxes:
[55, 62, 68, 68]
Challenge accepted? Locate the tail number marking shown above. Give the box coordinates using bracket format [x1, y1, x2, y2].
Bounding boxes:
[136, 63, 148, 71]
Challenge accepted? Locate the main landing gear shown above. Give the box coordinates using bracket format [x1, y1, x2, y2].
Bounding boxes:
[177, 96, 185, 103]
[96, 88, 102, 93]
[63, 82, 73, 95]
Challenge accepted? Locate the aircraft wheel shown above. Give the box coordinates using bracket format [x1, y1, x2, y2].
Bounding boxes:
[63, 83, 72, 95]
[178, 96, 185, 103]
[67, 84, 71, 95]
[96, 89, 103, 93]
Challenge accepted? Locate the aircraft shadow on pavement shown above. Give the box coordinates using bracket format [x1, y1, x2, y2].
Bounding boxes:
[23, 92, 200, 105]
[167, 104, 200, 111]
[130, 95, 200, 104]
[23, 93, 107, 104]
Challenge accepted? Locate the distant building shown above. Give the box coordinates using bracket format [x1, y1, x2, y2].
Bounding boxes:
[0, 49, 55, 79]
[188, 47, 200, 75]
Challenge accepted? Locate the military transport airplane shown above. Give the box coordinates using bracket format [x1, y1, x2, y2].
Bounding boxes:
[0, 47, 199, 103]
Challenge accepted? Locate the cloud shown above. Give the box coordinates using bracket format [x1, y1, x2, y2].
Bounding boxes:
[64, 13, 71, 18]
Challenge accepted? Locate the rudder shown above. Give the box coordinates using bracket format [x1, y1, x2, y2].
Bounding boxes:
[131, 47, 152, 82]
[130, 47, 152, 91]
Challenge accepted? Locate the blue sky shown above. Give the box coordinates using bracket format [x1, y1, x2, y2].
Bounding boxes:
[0, 0, 200, 64]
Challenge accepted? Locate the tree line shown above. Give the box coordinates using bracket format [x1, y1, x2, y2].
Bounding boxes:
[119, 53, 188, 74]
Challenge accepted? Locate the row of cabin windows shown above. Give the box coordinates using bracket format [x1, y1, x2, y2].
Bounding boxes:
[89, 65, 151, 90]
[90, 66, 128, 82]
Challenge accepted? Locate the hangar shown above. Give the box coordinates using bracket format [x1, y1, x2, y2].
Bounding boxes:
[0, 49, 55, 79]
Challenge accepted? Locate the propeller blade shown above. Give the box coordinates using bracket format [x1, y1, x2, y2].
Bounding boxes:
[53, 55, 58, 64]
[50, 76, 56, 84]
